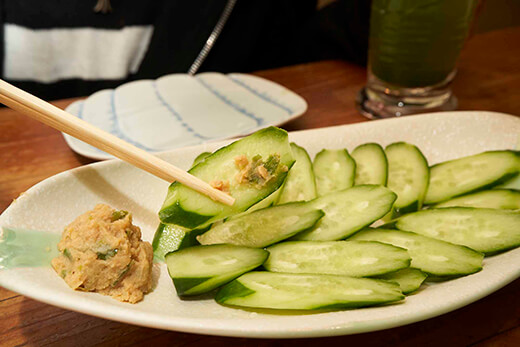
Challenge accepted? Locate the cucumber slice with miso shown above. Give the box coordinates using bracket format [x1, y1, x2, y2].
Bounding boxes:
[264, 240, 410, 277]
[197, 203, 324, 248]
[159, 127, 294, 228]
[165, 244, 268, 296]
[395, 207, 520, 255]
[375, 268, 427, 294]
[152, 223, 207, 260]
[216, 272, 404, 310]
[293, 185, 397, 241]
[277, 143, 317, 204]
[314, 149, 356, 197]
[434, 189, 520, 210]
[349, 228, 483, 276]
[352, 143, 388, 186]
[385, 142, 429, 217]
[424, 151, 520, 205]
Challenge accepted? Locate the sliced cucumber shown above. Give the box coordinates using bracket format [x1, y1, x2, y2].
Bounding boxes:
[424, 151, 520, 205]
[165, 244, 268, 296]
[395, 207, 520, 255]
[244, 188, 281, 213]
[496, 175, 520, 190]
[293, 185, 396, 241]
[197, 203, 324, 248]
[352, 143, 388, 186]
[264, 240, 410, 277]
[277, 143, 317, 204]
[385, 142, 429, 217]
[349, 228, 483, 276]
[434, 189, 520, 210]
[375, 268, 427, 294]
[192, 152, 211, 166]
[496, 138, 520, 189]
[216, 271, 404, 310]
[159, 127, 294, 228]
[314, 149, 356, 197]
[152, 223, 207, 260]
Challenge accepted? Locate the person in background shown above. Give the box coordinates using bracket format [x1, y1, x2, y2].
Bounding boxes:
[0, 0, 370, 100]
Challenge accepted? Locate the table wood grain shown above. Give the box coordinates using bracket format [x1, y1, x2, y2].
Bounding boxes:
[1, 27, 520, 346]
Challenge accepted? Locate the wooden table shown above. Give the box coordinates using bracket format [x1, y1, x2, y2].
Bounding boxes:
[1, 27, 520, 346]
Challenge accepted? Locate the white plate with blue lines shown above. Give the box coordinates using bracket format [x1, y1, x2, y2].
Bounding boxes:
[63, 72, 307, 160]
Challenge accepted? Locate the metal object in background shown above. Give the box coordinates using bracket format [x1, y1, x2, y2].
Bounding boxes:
[188, 0, 238, 75]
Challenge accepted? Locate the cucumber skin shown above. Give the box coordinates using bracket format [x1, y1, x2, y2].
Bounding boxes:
[173, 277, 211, 296]
[192, 152, 211, 166]
[277, 143, 317, 204]
[426, 171, 519, 206]
[294, 185, 397, 241]
[215, 280, 255, 303]
[496, 173, 520, 190]
[375, 268, 427, 295]
[314, 149, 356, 197]
[395, 207, 520, 255]
[159, 200, 213, 229]
[424, 150, 520, 205]
[159, 127, 295, 228]
[352, 143, 388, 186]
[434, 189, 520, 209]
[152, 223, 208, 261]
[216, 272, 404, 310]
[198, 205, 325, 248]
[264, 240, 411, 277]
[166, 245, 269, 296]
[386, 142, 430, 218]
[349, 228, 484, 277]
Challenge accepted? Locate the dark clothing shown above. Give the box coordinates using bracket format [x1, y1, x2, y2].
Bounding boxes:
[0, 0, 369, 100]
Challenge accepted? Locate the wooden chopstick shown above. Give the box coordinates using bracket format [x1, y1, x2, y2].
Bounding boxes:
[0, 79, 235, 206]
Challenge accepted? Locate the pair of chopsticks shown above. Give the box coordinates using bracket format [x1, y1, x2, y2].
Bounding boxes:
[0, 79, 235, 206]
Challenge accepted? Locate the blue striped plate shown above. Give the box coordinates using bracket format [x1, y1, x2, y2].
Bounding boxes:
[63, 72, 307, 160]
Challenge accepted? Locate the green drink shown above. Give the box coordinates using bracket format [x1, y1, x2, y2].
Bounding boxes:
[357, 0, 479, 118]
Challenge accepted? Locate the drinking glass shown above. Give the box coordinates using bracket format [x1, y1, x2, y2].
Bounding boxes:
[357, 0, 479, 119]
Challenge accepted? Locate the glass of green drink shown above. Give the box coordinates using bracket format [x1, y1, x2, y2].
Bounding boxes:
[357, 0, 479, 119]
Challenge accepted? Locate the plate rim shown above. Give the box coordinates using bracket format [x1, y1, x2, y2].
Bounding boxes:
[1, 110, 520, 338]
[61, 72, 308, 161]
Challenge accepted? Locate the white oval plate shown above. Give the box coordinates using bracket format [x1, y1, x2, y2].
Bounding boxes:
[63, 72, 307, 160]
[1, 111, 520, 338]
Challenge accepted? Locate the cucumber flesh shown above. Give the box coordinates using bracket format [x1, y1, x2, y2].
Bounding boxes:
[434, 189, 520, 210]
[159, 127, 294, 228]
[216, 271, 404, 310]
[197, 203, 324, 248]
[277, 143, 317, 204]
[386, 142, 429, 217]
[349, 228, 483, 276]
[192, 152, 211, 166]
[152, 223, 207, 261]
[375, 268, 427, 294]
[352, 143, 388, 186]
[424, 151, 520, 205]
[165, 244, 268, 296]
[314, 149, 356, 197]
[293, 185, 397, 241]
[395, 207, 520, 255]
[265, 240, 410, 277]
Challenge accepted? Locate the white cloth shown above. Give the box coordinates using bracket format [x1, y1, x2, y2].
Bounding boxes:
[4, 24, 154, 83]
